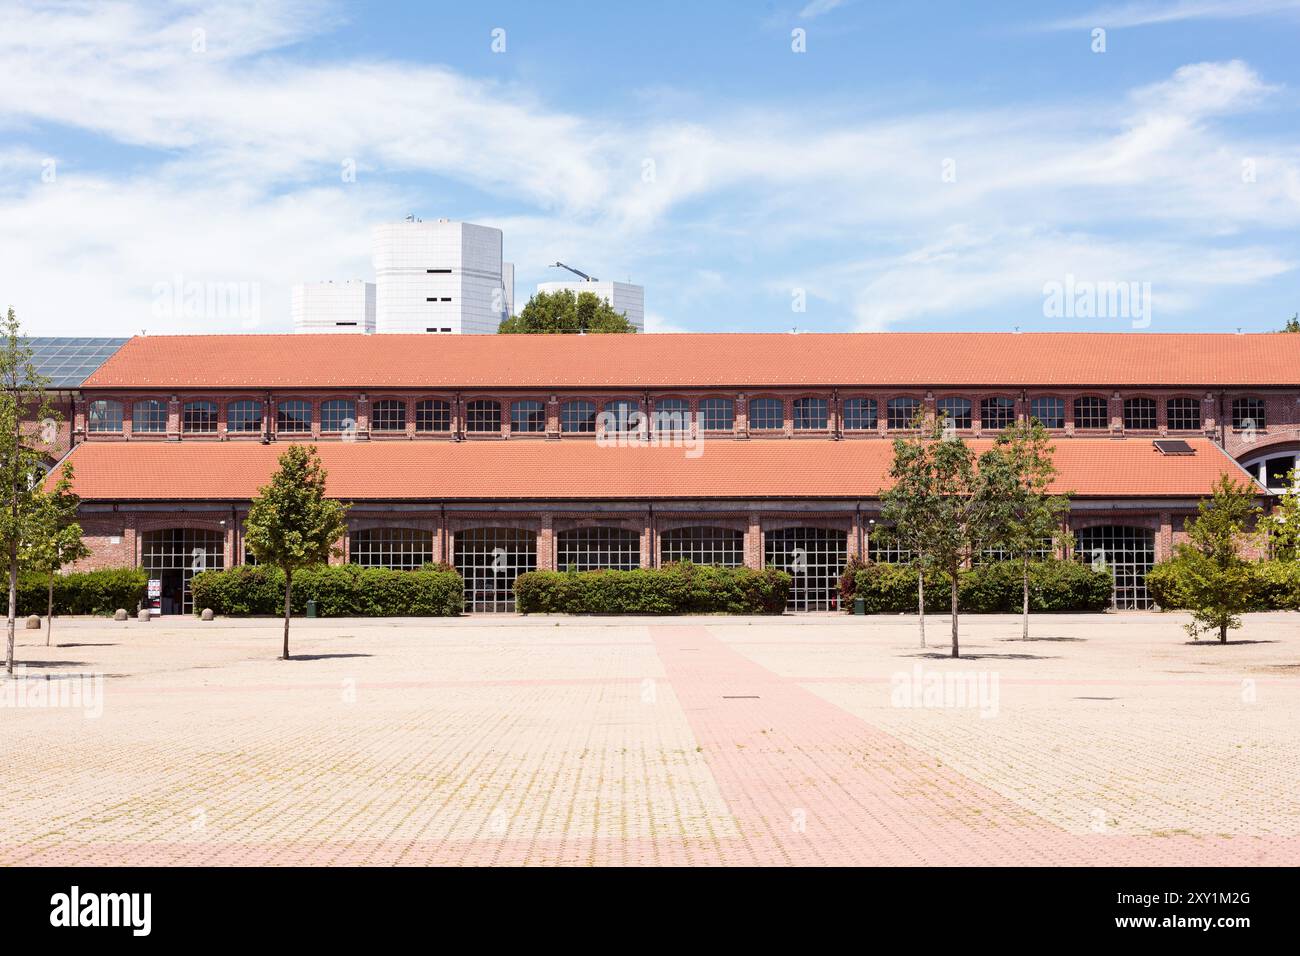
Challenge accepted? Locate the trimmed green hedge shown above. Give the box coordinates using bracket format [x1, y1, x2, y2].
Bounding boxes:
[843, 559, 1113, 614]
[18, 568, 147, 616]
[190, 564, 464, 617]
[1146, 559, 1300, 611]
[514, 563, 791, 615]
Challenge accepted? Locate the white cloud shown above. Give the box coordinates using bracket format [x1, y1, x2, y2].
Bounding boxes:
[1042, 0, 1300, 30]
[0, 1, 1297, 334]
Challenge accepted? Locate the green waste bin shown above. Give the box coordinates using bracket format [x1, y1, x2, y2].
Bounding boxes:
[853, 595, 865, 615]
[305, 599, 317, 619]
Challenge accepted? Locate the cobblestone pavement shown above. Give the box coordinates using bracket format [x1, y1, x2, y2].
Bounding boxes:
[0, 612, 1296, 866]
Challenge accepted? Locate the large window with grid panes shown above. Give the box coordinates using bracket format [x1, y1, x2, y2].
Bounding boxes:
[698, 398, 734, 432]
[842, 397, 877, 431]
[981, 397, 1016, 431]
[132, 399, 167, 434]
[1122, 397, 1156, 431]
[887, 397, 920, 431]
[660, 526, 744, 567]
[227, 400, 263, 434]
[1073, 396, 1109, 430]
[1166, 397, 1201, 432]
[937, 397, 971, 430]
[349, 527, 433, 570]
[371, 400, 406, 432]
[561, 400, 597, 434]
[557, 527, 641, 572]
[748, 397, 783, 431]
[277, 400, 312, 433]
[415, 399, 451, 433]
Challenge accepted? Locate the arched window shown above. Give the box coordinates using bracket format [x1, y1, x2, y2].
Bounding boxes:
[415, 399, 451, 433]
[557, 527, 641, 572]
[748, 397, 784, 431]
[183, 400, 217, 433]
[466, 400, 501, 433]
[227, 400, 263, 433]
[561, 400, 597, 433]
[980, 396, 1016, 430]
[277, 400, 312, 433]
[1122, 397, 1156, 431]
[886, 397, 920, 430]
[141, 528, 224, 615]
[320, 399, 356, 432]
[349, 528, 433, 570]
[455, 528, 536, 612]
[87, 400, 124, 433]
[1074, 396, 1109, 430]
[842, 398, 877, 431]
[603, 399, 641, 433]
[793, 397, 827, 431]
[372, 400, 406, 432]
[660, 526, 744, 567]
[936, 397, 971, 430]
[652, 398, 690, 434]
[1166, 397, 1201, 432]
[765, 527, 846, 611]
[1232, 397, 1265, 430]
[698, 398, 735, 432]
[1075, 526, 1156, 610]
[1029, 397, 1065, 429]
[132, 399, 167, 434]
[511, 400, 546, 433]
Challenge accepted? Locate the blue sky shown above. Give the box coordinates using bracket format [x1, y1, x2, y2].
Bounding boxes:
[1, 0, 1298, 334]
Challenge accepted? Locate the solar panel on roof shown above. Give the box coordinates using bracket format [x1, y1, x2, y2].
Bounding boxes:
[1153, 439, 1195, 456]
[20, 337, 129, 388]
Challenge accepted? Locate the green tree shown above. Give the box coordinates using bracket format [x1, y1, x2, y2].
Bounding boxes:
[22, 461, 89, 646]
[987, 419, 1072, 640]
[0, 308, 57, 675]
[1263, 468, 1300, 560]
[881, 415, 1003, 657]
[243, 445, 349, 660]
[1281, 313, 1300, 333]
[499, 289, 637, 334]
[1173, 475, 1261, 643]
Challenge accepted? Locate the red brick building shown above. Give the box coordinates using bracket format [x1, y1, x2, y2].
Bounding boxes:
[52, 332, 1295, 613]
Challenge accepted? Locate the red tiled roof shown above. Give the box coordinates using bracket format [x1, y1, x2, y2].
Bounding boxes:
[56, 437, 1261, 502]
[82, 332, 1300, 390]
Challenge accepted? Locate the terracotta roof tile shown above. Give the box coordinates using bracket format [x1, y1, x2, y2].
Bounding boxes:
[82, 332, 1300, 390]
[56, 437, 1261, 502]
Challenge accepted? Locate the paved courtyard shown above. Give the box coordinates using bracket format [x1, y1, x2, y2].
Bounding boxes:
[0, 611, 1297, 866]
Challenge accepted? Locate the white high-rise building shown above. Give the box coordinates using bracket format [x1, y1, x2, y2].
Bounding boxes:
[534, 279, 644, 331]
[372, 218, 513, 334]
[291, 280, 375, 333]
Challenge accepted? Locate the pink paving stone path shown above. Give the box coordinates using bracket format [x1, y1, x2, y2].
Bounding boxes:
[644, 625, 1299, 867]
[2, 615, 1297, 867]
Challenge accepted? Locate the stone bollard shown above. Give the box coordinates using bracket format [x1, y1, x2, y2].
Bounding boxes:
[201, 608, 214, 621]
[137, 608, 151, 623]
[24, 614, 40, 630]
[114, 609, 128, 621]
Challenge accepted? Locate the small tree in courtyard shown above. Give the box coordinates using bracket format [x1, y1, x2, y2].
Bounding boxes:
[1173, 475, 1261, 643]
[986, 419, 1072, 640]
[882, 415, 1003, 658]
[1262, 468, 1300, 561]
[0, 308, 57, 675]
[23, 462, 89, 645]
[243, 445, 349, 660]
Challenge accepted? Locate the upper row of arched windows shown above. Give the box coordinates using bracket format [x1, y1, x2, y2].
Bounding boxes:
[83, 395, 1270, 435]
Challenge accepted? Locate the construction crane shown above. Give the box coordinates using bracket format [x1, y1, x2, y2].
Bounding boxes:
[550, 261, 598, 282]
